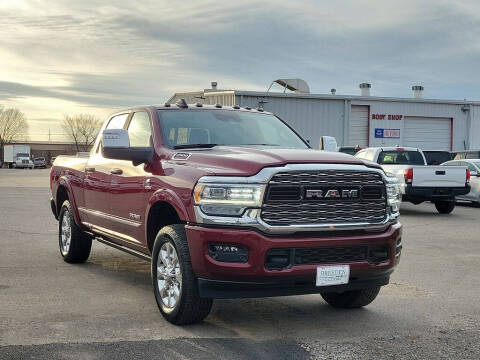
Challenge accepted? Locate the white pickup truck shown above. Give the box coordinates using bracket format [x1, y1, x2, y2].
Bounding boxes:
[355, 147, 470, 214]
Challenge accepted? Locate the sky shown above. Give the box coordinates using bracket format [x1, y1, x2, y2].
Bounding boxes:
[1, 0, 480, 141]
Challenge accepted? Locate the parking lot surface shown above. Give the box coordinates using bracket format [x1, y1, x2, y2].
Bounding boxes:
[0, 169, 479, 359]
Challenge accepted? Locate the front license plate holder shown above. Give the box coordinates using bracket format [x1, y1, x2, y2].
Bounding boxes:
[316, 265, 350, 286]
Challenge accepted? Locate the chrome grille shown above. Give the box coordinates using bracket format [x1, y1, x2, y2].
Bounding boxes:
[269, 170, 384, 186]
[261, 170, 387, 226]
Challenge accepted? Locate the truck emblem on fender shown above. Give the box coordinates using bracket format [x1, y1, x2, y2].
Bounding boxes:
[305, 188, 359, 199]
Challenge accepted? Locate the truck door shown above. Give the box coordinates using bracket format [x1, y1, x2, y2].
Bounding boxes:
[107, 111, 153, 250]
[82, 113, 129, 229]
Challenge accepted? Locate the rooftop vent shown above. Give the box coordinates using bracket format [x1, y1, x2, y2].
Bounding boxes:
[359, 83, 371, 96]
[211, 81, 217, 90]
[331, 88, 336, 95]
[412, 85, 424, 99]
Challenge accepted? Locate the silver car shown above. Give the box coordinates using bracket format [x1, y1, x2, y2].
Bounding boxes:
[442, 159, 480, 205]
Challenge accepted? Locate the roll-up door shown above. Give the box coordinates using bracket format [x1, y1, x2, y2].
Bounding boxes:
[349, 105, 369, 147]
[404, 117, 451, 150]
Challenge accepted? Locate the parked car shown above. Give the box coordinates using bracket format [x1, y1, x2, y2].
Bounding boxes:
[355, 147, 470, 213]
[50, 102, 402, 325]
[50, 157, 57, 165]
[34, 157, 47, 168]
[442, 159, 480, 205]
[423, 150, 453, 165]
[338, 146, 362, 156]
[454, 150, 480, 160]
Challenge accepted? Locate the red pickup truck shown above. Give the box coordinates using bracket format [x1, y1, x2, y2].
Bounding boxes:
[50, 101, 403, 325]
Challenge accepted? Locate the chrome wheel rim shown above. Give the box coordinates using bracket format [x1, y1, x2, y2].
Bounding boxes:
[157, 242, 182, 310]
[60, 210, 71, 255]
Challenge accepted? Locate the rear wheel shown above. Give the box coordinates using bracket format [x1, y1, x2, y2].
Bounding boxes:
[321, 286, 381, 308]
[434, 200, 455, 214]
[152, 224, 213, 325]
[58, 200, 92, 263]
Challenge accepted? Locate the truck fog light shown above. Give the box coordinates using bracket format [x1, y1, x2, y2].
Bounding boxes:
[208, 244, 249, 263]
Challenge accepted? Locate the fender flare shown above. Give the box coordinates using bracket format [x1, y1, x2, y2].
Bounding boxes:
[57, 176, 83, 227]
[145, 188, 190, 225]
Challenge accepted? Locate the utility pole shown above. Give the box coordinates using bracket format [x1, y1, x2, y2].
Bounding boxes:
[48, 128, 51, 142]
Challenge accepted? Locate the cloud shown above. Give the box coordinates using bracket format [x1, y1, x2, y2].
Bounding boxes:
[1, 0, 480, 140]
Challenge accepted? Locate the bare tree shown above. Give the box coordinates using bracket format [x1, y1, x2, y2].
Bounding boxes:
[62, 114, 102, 152]
[0, 106, 29, 161]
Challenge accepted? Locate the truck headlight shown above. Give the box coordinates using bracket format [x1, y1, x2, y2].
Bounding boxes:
[386, 182, 401, 213]
[193, 183, 264, 216]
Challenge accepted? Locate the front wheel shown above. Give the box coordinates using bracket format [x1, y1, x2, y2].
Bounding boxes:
[152, 225, 212, 325]
[321, 286, 381, 308]
[434, 200, 455, 214]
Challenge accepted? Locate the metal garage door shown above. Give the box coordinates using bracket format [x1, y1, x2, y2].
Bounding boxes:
[349, 105, 369, 147]
[404, 117, 451, 150]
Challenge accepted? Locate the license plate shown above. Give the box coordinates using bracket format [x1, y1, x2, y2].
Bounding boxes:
[316, 265, 350, 286]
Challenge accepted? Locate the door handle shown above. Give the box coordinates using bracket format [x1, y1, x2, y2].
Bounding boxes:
[110, 168, 123, 175]
[85, 167, 95, 173]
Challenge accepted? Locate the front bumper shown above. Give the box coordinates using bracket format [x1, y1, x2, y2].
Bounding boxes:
[186, 223, 402, 299]
[404, 185, 470, 201]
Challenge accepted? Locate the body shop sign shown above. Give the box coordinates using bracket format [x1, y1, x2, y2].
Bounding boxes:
[371, 114, 403, 120]
[375, 128, 400, 138]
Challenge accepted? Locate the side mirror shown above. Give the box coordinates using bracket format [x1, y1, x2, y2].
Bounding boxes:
[102, 129, 153, 166]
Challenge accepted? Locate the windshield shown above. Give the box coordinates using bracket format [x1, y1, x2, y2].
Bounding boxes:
[17, 153, 30, 158]
[472, 161, 480, 169]
[378, 150, 425, 165]
[158, 110, 308, 149]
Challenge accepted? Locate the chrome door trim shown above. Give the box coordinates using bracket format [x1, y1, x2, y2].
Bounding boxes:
[83, 221, 142, 244]
[78, 207, 142, 228]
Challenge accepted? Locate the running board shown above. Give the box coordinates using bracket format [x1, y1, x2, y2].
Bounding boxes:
[95, 236, 151, 262]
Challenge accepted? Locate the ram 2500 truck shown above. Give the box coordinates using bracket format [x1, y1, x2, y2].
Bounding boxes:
[355, 147, 470, 214]
[50, 101, 403, 325]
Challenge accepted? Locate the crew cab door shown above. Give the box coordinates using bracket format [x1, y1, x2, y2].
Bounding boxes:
[107, 111, 153, 249]
[82, 113, 129, 228]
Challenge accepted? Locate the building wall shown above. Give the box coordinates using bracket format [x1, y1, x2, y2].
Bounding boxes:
[352, 100, 470, 151]
[471, 105, 480, 149]
[236, 94, 346, 149]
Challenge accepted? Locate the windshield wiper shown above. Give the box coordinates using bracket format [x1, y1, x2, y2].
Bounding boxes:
[173, 143, 218, 150]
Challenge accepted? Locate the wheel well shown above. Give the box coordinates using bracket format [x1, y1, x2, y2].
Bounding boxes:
[146, 201, 182, 253]
[56, 185, 69, 216]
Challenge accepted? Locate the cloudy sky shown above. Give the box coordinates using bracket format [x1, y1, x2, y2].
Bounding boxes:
[1, 0, 480, 141]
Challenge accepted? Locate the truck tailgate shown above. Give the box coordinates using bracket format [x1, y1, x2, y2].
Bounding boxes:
[412, 166, 466, 187]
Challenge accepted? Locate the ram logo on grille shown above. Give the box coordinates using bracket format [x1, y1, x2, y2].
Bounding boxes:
[305, 188, 359, 199]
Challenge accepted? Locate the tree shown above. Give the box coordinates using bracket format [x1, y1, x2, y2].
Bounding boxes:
[62, 114, 102, 152]
[0, 106, 29, 161]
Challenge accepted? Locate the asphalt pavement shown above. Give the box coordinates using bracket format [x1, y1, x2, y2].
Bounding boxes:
[0, 169, 479, 359]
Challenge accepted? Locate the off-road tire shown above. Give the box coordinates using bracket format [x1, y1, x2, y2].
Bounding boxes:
[58, 200, 92, 263]
[151, 224, 213, 325]
[321, 286, 381, 308]
[434, 200, 455, 214]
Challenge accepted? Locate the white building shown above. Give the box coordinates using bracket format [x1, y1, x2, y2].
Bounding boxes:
[168, 81, 480, 151]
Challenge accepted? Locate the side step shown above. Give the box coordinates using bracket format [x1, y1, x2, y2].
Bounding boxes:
[95, 236, 151, 262]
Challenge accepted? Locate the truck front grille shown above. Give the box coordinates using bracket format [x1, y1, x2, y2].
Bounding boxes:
[261, 170, 387, 226]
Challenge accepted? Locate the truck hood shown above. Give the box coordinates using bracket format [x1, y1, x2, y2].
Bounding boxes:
[169, 146, 380, 176]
